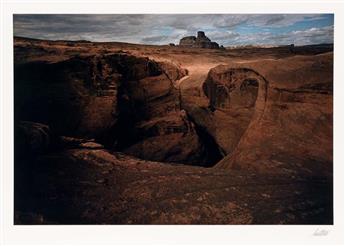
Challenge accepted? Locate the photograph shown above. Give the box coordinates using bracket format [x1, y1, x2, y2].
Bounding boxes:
[12, 14, 335, 226]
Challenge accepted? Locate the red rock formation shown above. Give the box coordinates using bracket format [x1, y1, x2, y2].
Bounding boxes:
[210, 54, 333, 176]
[14, 46, 213, 165]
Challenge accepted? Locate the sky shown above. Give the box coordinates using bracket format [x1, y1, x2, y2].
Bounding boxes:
[13, 14, 334, 46]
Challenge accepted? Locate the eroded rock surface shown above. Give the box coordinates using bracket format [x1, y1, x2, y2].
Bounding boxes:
[14, 47, 211, 165]
[213, 54, 333, 176]
[14, 144, 332, 224]
[14, 37, 333, 225]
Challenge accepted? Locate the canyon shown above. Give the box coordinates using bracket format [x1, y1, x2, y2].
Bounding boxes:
[14, 36, 333, 224]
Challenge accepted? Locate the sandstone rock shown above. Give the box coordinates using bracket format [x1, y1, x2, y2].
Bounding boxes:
[14, 53, 163, 140]
[179, 31, 220, 49]
[212, 55, 333, 176]
[183, 53, 332, 177]
[13, 37, 333, 225]
[14, 148, 332, 224]
[179, 36, 196, 47]
[14, 46, 210, 165]
[184, 67, 266, 156]
[123, 111, 210, 165]
[116, 77, 213, 165]
[158, 61, 188, 86]
[79, 142, 104, 149]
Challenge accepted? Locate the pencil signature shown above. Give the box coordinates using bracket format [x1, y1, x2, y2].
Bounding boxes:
[313, 228, 329, 236]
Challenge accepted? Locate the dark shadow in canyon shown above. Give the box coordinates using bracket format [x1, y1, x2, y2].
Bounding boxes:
[14, 53, 227, 167]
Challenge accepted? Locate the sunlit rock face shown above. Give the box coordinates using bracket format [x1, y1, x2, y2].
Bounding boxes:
[214, 55, 333, 177]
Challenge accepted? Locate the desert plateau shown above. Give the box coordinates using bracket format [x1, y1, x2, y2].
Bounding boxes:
[13, 17, 333, 224]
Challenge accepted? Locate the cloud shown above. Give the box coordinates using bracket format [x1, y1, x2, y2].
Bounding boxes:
[205, 30, 240, 43]
[245, 14, 326, 27]
[290, 26, 334, 44]
[142, 35, 168, 43]
[13, 14, 333, 46]
[225, 26, 334, 46]
[265, 16, 285, 25]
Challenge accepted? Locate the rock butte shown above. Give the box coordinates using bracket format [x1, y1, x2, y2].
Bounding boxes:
[14, 36, 333, 224]
[179, 31, 220, 49]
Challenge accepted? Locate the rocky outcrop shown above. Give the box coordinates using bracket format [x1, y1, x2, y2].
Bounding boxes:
[181, 53, 332, 177]
[204, 55, 332, 176]
[184, 67, 268, 157]
[179, 31, 220, 49]
[15, 54, 161, 138]
[14, 47, 214, 165]
[203, 67, 265, 110]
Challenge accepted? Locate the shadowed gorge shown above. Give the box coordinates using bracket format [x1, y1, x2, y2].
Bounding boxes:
[14, 36, 333, 225]
[15, 53, 217, 166]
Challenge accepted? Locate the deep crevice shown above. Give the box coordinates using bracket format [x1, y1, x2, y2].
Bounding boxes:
[101, 62, 225, 167]
[15, 52, 227, 168]
[191, 119, 224, 167]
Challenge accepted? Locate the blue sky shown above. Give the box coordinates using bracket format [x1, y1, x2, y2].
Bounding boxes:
[14, 14, 334, 46]
[235, 15, 333, 35]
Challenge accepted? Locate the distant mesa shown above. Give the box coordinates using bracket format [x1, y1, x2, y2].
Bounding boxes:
[179, 31, 220, 49]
